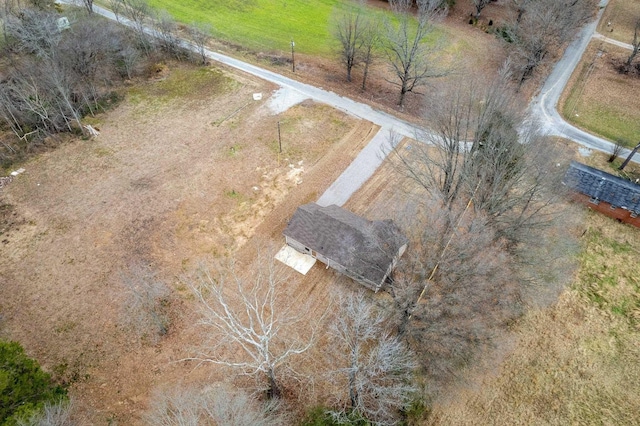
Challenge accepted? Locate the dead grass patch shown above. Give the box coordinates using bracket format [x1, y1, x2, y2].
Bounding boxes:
[598, 0, 640, 44]
[560, 41, 640, 147]
[427, 211, 640, 425]
[0, 61, 377, 423]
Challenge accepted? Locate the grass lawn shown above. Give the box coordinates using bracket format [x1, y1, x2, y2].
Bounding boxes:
[561, 41, 640, 148]
[144, 0, 437, 56]
[598, 0, 640, 45]
[428, 212, 640, 425]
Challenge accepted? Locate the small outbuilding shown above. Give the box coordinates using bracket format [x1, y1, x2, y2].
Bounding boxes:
[283, 203, 408, 292]
[563, 160, 640, 227]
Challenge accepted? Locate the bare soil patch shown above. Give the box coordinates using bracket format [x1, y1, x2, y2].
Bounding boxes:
[0, 62, 378, 424]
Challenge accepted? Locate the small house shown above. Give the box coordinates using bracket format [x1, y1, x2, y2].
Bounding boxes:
[283, 203, 408, 292]
[563, 161, 640, 227]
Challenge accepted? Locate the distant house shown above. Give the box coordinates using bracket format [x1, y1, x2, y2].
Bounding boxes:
[563, 161, 640, 227]
[283, 203, 408, 292]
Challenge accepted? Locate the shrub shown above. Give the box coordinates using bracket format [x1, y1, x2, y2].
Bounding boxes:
[0, 341, 66, 425]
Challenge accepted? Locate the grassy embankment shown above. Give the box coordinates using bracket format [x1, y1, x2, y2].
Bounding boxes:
[597, 0, 640, 44]
[429, 211, 640, 424]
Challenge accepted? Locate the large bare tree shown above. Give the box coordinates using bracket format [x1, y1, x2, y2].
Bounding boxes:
[387, 199, 519, 386]
[506, 0, 597, 86]
[384, 0, 447, 106]
[387, 73, 565, 245]
[188, 22, 212, 65]
[333, 9, 364, 83]
[187, 254, 316, 399]
[330, 292, 417, 425]
[624, 19, 640, 73]
[146, 385, 286, 426]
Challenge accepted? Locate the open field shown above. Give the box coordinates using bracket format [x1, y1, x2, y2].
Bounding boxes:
[144, 0, 399, 56]
[598, 0, 640, 44]
[560, 41, 640, 148]
[0, 62, 380, 423]
[426, 211, 640, 425]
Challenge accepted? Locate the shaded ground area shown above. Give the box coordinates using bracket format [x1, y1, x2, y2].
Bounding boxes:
[427, 212, 640, 425]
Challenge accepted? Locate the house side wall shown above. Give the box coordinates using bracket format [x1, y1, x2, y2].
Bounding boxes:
[379, 242, 409, 292]
[571, 193, 640, 227]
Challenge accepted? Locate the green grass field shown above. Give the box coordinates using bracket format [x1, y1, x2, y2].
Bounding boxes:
[146, 0, 393, 55]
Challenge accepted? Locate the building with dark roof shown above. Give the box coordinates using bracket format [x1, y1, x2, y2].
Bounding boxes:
[563, 161, 640, 226]
[283, 203, 408, 292]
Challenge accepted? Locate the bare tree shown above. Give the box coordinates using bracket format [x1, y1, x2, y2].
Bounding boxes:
[473, 0, 493, 19]
[330, 292, 417, 425]
[154, 10, 182, 58]
[146, 385, 286, 426]
[360, 16, 380, 91]
[73, 0, 93, 14]
[18, 399, 77, 426]
[609, 139, 625, 163]
[333, 10, 364, 83]
[187, 22, 212, 65]
[3, 8, 61, 56]
[387, 73, 566, 245]
[187, 253, 316, 399]
[121, 0, 152, 53]
[506, 0, 597, 86]
[624, 19, 640, 73]
[384, 0, 447, 106]
[120, 262, 171, 345]
[109, 0, 124, 22]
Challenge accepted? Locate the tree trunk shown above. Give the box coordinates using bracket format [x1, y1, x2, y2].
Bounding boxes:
[266, 367, 281, 399]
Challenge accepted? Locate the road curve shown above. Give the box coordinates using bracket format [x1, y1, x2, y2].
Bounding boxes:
[531, 0, 640, 162]
[59, 0, 637, 208]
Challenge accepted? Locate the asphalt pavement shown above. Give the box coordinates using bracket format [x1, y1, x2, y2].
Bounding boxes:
[59, 0, 638, 207]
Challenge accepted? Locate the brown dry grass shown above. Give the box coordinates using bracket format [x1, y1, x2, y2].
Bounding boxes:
[598, 0, 640, 44]
[426, 212, 640, 425]
[344, 137, 640, 424]
[560, 40, 640, 146]
[0, 61, 379, 424]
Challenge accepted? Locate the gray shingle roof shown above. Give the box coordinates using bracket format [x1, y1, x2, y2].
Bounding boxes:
[563, 161, 640, 213]
[283, 203, 408, 286]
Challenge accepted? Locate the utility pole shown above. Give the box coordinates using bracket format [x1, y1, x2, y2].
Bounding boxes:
[619, 141, 640, 171]
[277, 121, 282, 153]
[290, 39, 295, 73]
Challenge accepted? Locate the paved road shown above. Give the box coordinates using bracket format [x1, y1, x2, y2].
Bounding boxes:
[62, 0, 637, 207]
[593, 32, 634, 50]
[531, 0, 640, 162]
[58, 0, 422, 206]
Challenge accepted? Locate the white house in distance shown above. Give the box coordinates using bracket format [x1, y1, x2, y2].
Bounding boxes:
[283, 203, 408, 292]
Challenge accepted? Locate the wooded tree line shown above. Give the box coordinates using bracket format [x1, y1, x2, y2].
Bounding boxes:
[333, 0, 598, 105]
[382, 67, 577, 400]
[0, 0, 211, 166]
